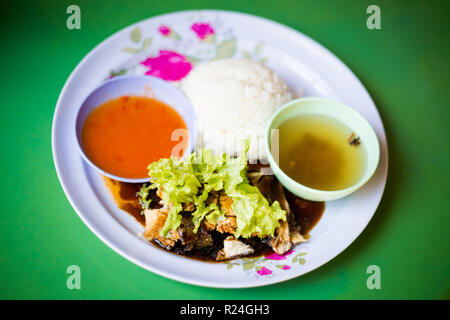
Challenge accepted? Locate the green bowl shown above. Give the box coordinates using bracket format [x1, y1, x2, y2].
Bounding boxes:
[265, 97, 380, 201]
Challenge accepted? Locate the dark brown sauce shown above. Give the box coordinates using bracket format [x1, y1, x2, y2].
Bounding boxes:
[103, 177, 145, 225]
[285, 189, 325, 238]
[104, 176, 325, 262]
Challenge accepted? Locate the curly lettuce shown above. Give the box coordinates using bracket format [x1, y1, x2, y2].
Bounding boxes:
[139, 141, 286, 238]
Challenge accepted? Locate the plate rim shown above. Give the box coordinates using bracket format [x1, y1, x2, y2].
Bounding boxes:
[52, 9, 389, 288]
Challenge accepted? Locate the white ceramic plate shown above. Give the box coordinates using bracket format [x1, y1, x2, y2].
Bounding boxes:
[52, 10, 388, 288]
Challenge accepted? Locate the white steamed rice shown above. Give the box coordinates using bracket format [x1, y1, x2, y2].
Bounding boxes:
[181, 59, 292, 161]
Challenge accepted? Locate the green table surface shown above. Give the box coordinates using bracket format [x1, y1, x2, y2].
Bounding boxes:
[1, 0, 449, 300]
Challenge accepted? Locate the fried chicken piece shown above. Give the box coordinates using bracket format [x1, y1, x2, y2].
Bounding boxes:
[250, 172, 297, 253]
[290, 229, 306, 245]
[183, 202, 195, 212]
[269, 220, 292, 255]
[175, 214, 213, 251]
[203, 220, 216, 231]
[216, 216, 237, 234]
[156, 188, 164, 200]
[215, 192, 237, 233]
[201, 191, 220, 231]
[219, 193, 235, 216]
[216, 236, 254, 261]
[143, 208, 177, 248]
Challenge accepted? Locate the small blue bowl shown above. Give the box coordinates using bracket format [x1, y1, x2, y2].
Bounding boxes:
[75, 75, 198, 183]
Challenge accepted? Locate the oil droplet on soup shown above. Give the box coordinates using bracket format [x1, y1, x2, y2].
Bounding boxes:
[277, 114, 366, 191]
[81, 96, 188, 179]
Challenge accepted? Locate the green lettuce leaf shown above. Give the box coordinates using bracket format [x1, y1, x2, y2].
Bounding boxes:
[138, 141, 286, 238]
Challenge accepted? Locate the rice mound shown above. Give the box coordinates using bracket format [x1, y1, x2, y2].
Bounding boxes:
[181, 59, 292, 160]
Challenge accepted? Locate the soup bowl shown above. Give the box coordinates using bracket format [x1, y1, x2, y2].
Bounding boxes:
[75, 75, 198, 183]
[265, 97, 380, 201]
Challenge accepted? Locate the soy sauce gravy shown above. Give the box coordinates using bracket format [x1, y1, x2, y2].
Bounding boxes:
[103, 177, 145, 225]
[104, 177, 325, 261]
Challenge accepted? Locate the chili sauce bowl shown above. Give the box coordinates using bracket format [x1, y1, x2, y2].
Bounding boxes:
[75, 75, 198, 183]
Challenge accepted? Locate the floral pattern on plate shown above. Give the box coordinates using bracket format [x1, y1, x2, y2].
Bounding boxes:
[109, 16, 268, 82]
[225, 251, 308, 278]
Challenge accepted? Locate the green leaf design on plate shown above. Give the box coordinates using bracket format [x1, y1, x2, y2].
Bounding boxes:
[170, 31, 181, 40]
[141, 37, 152, 50]
[130, 27, 141, 44]
[254, 42, 264, 55]
[242, 50, 252, 59]
[122, 47, 141, 54]
[243, 261, 255, 271]
[216, 38, 236, 59]
[276, 265, 284, 269]
[185, 55, 202, 65]
[204, 34, 216, 44]
[259, 57, 268, 64]
[109, 69, 127, 78]
[292, 252, 307, 264]
[240, 256, 258, 262]
[226, 263, 233, 270]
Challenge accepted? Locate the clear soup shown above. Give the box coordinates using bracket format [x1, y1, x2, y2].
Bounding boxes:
[277, 114, 366, 191]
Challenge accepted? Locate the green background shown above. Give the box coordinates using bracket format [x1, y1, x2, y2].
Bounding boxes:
[1, 0, 449, 299]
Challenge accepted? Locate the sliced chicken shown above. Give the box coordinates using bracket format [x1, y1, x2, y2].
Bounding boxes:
[216, 193, 237, 233]
[175, 214, 213, 251]
[143, 207, 213, 251]
[270, 220, 292, 255]
[290, 229, 306, 245]
[200, 191, 220, 231]
[206, 191, 219, 205]
[250, 173, 294, 254]
[183, 202, 195, 212]
[216, 216, 237, 234]
[156, 188, 164, 201]
[216, 236, 254, 261]
[219, 193, 235, 216]
[143, 208, 177, 248]
[143, 167, 309, 260]
[203, 220, 216, 231]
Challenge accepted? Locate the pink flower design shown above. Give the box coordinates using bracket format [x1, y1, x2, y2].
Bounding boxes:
[158, 25, 171, 36]
[191, 22, 214, 40]
[282, 265, 291, 270]
[257, 267, 273, 276]
[265, 250, 294, 261]
[140, 50, 192, 81]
